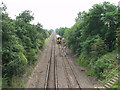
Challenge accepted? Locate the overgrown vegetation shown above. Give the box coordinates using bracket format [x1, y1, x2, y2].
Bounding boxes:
[2, 3, 52, 87]
[1, 1, 120, 88]
[56, 2, 120, 88]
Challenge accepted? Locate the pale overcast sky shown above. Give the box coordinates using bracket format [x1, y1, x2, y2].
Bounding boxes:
[2, 0, 119, 30]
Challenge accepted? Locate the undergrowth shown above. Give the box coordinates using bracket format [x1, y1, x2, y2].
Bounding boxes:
[2, 38, 50, 88]
[76, 51, 119, 87]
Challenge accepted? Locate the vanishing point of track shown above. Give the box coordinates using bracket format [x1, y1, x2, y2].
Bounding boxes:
[44, 33, 81, 89]
[26, 33, 84, 89]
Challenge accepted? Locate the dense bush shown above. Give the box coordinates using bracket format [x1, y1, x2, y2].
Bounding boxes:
[56, 2, 119, 80]
[2, 5, 50, 86]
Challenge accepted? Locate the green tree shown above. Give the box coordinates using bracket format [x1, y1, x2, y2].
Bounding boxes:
[63, 1, 118, 79]
[55, 27, 68, 37]
[2, 8, 49, 86]
[16, 10, 34, 23]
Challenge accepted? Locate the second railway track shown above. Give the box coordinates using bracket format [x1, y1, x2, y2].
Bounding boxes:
[58, 44, 81, 89]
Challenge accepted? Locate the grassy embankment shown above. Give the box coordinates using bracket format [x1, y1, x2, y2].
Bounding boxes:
[76, 51, 119, 88]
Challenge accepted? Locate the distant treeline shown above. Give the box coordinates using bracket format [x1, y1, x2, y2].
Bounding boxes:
[56, 1, 120, 81]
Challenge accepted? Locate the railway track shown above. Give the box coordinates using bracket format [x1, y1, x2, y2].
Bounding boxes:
[44, 34, 81, 89]
[58, 44, 81, 89]
[27, 33, 93, 88]
[44, 35, 57, 89]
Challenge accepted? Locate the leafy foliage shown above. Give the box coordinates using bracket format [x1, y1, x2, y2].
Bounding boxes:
[57, 2, 118, 80]
[55, 27, 68, 37]
[2, 5, 50, 86]
[16, 10, 34, 23]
